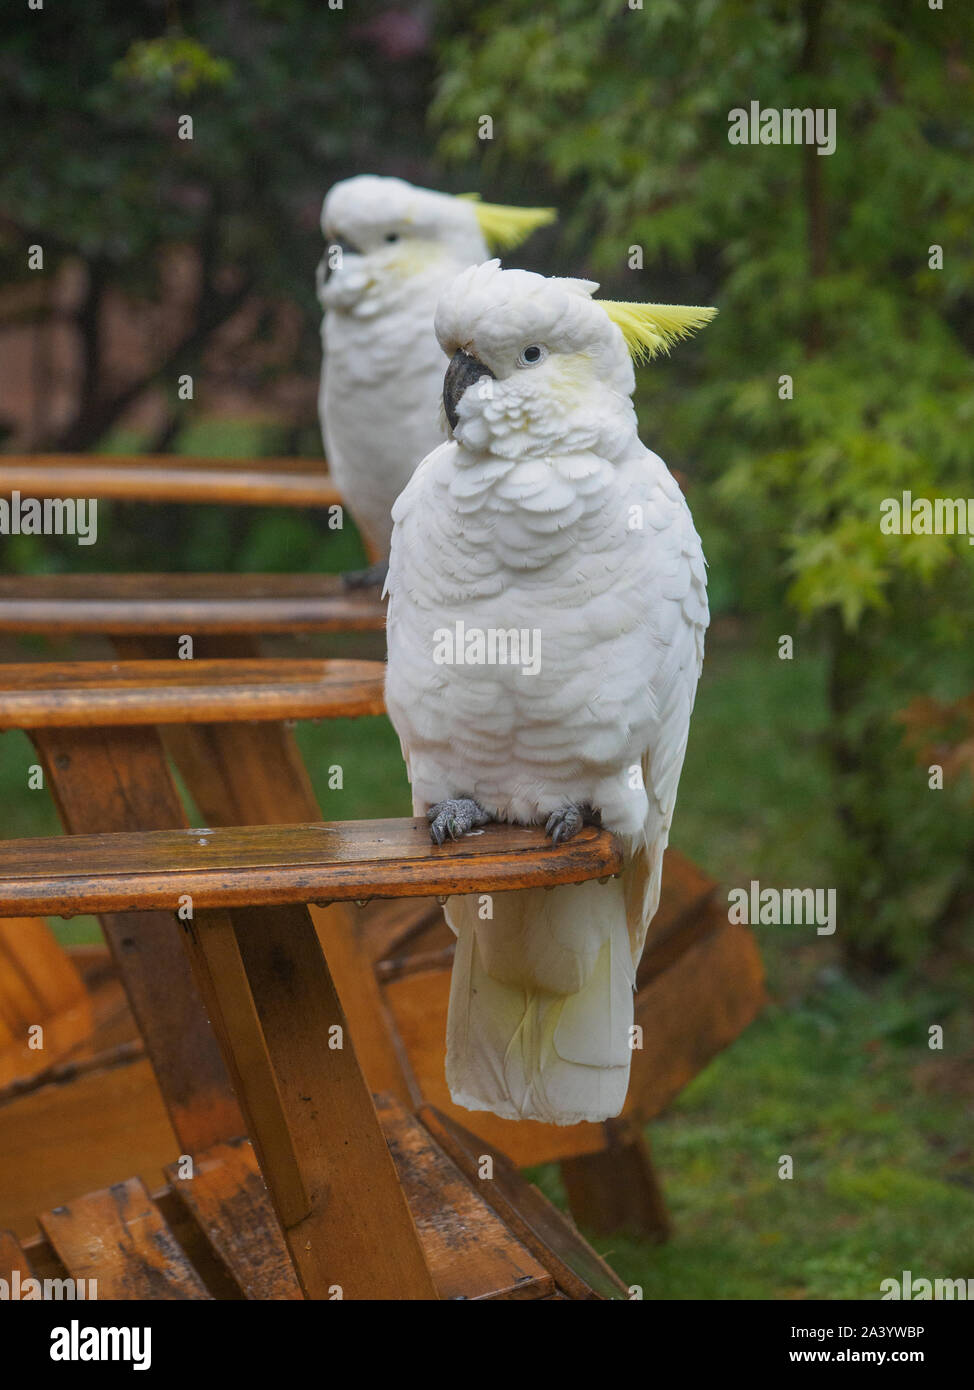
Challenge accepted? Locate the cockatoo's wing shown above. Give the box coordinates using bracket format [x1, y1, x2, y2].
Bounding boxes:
[622, 451, 709, 965]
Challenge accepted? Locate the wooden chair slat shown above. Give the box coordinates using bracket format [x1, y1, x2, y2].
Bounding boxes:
[0, 917, 87, 1025]
[0, 1228, 37, 1282]
[0, 573, 385, 634]
[38, 1177, 212, 1300]
[0, 819, 623, 919]
[165, 1140, 301, 1301]
[179, 909, 311, 1232]
[374, 1093, 553, 1301]
[417, 1106, 630, 1301]
[1, 453, 331, 476]
[0, 659, 385, 729]
[0, 456, 339, 508]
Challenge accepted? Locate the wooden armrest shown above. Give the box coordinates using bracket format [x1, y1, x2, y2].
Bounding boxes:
[0, 819, 623, 918]
[0, 573, 386, 634]
[0, 454, 338, 508]
[0, 659, 385, 728]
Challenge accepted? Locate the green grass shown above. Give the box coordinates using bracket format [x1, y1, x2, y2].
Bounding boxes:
[531, 974, 974, 1298]
[673, 624, 834, 886]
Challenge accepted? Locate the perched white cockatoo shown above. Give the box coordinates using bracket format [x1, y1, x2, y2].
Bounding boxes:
[316, 176, 555, 578]
[384, 260, 716, 1125]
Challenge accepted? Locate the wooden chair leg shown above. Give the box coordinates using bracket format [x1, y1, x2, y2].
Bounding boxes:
[31, 724, 243, 1153]
[181, 902, 438, 1300]
[559, 1118, 672, 1243]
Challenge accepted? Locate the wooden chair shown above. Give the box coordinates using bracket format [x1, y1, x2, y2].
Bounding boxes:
[0, 810, 627, 1300]
[0, 572, 386, 639]
[0, 451, 764, 1239]
[0, 653, 765, 1242]
[0, 454, 338, 509]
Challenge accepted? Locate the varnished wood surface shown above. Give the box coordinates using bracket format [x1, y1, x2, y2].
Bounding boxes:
[0, 659, 385, 728]
[0, 819, 624, 918]
[32, 724, 245, 1153]
[3, 453, 332, 475]
[107, 636, 415, 1109]
[374, 1093, 553, 1300]
[12, 1098, 614, 1299]
[0, 1056, 177, 1240]
[165, 1140, 301, 1301]
[39, 1176, 212, 1300]
[418, 1106, 629, 1301]
[560, 1118, 672, 1242]
[0, 454, 339, 508]
[0, 918, 91, 1089]
[0, 1228, 36, 1281]
[0, 572, 386, 634]
[194, 903, 438, 1299]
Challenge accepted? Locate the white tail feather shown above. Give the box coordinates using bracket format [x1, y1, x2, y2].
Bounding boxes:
[444, 879, 635, 1125]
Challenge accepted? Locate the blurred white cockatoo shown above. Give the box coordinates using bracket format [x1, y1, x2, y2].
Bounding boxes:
[316, 176, 555, 578]
[385, 260, 716, 1125]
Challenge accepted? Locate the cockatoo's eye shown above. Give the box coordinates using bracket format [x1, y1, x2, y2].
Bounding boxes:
[385, 232, 400, 243]
[516, 344, 546, 368]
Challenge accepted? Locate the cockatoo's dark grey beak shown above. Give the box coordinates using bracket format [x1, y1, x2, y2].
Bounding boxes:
[320, 237, 362, 281]
[443, 350, 495, 432]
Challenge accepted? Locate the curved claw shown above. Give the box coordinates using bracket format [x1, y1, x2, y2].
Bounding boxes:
[544, 801, 599, 847]
[427, 796, 492, 845]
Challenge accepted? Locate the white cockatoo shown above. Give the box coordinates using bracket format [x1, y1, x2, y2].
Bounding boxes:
[384, 260, 716, 1125]
[316, 176, 555, 578]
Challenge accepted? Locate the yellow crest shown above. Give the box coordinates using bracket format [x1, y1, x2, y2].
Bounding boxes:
[457, 193, 557, 251]
[597, 301, 718, 363]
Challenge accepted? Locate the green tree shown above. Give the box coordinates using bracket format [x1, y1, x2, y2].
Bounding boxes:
[0, 0, 437, 451]
[432, 0, 974, 968]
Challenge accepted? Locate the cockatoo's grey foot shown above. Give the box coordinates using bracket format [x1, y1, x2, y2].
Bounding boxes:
[342, 561, 389, 591]
[545, 801, 602, 847]
[427, 797, 493, 845]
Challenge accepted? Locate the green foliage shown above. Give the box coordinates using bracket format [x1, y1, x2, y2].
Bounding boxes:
[0, 1, 436, 362]
[432, 0, 974, 616]
[114, 36, 234, 94]
[431, 0, 974, 966]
